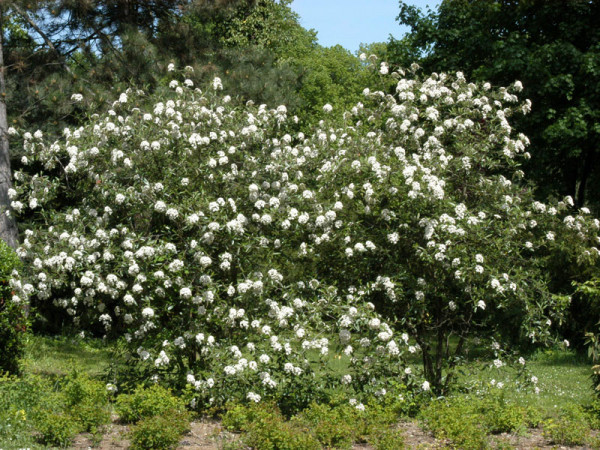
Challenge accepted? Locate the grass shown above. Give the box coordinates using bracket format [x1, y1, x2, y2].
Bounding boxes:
[21, 333, 590, 418]
[465, 348, 592, 417]
[307, 334, 592, 418]
[0, 333, 119, 449]
[1, 333, 596, 449]
[21, 333, 120, 378]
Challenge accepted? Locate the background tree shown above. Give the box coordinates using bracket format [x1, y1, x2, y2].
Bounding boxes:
[0, 5, 19, 248]
[390, 0, 600, 209]
[209, 0, 385, 123]
[2, 1, 255, 134]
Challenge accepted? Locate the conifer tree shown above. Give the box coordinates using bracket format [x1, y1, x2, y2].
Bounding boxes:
[0, 5, 19, 248]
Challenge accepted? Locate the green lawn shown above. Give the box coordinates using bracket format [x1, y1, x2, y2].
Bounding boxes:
[463, 348, 592, 417]
[21, 333, 119, 378]
[19, 334, 595, 416]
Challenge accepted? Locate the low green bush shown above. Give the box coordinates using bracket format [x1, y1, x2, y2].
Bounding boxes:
[420, 397, 487, 450]
[1, 371, 113, 446]
[0, 374, 56, 447]
[421, 392, 544, 448]
[295, 403, 357, 449]
[222, 402, 273, 432]
[368, 427, 406, 450]
[241, 406, 321, 450]
[129, 409, 191, 450]
[246, 419, 321, 450]
[73, 402, 112, 434]
[478, 391, 541, 433]
[542, 405, 591, 446]
[62, 371, 111, 432]
[116, 384, 186, 423]
[62, 370, 109, 406]
[0, 405, 29, 446]
[222, 401, 404, 450]
[0, 240, 25, 375]
[35, 410, 80, 448]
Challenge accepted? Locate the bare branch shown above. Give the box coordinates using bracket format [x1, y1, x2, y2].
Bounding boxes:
[11, 3, 74, 76]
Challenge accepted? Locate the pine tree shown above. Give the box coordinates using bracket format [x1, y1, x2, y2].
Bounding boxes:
[0, 6, 19, 248]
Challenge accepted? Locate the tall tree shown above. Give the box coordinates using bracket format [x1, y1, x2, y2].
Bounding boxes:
[0, 5, 19, 248]
[391, 0, 600, 208]
[2, 0, 262, 136]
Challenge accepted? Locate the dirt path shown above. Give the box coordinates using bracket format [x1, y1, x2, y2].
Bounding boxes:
[72, 419, 228, 450]
[70, 419, 597, 449]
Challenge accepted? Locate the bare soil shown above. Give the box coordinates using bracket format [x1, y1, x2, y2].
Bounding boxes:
[69, 418, 599, 449]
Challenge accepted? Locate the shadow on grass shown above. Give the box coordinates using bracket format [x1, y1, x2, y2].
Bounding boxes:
[526, 348, 591, 366]
[22, 334, 122, 379]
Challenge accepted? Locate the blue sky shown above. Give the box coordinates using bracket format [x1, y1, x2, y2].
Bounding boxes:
[290, 1, 438, 53]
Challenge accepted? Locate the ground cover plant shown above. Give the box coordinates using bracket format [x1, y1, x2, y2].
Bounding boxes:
[0, 237, 25, 374]
[0, 369, 112, 448]
[420, 392, 541, 449]
[222, 400, 404, 449]
[0, 333, 599, 449]
[6, 59, 600, 415]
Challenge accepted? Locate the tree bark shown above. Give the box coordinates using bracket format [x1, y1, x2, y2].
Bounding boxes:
[576, 144, 595, 208]
[0, 6, 19, 249]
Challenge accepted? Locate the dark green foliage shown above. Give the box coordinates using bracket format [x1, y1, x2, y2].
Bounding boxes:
[0, 238, 24, 374]
[213, 0, 317, 59]
[392, 0, 600, 209]
[294, 44, 374, 122]
[197, 0, 378, 123]
[2, 1, 258, 137]
[211, 46, 304, 111]
[575, 280, 600, 352]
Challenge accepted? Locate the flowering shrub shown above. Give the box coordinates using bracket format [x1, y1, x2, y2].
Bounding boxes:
[8, 62, 600, 401]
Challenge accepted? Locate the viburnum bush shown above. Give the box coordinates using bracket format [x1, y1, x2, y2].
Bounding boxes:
[7, 62, 600, 403]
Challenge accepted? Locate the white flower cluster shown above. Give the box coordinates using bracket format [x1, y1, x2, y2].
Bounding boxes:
[11, 64, 599, 407]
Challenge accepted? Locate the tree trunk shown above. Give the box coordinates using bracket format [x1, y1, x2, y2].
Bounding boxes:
[0, 6, 19, 249]
[576, 144, 595, 208]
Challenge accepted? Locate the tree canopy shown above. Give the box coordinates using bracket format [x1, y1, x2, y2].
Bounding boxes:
[390, 0, 600, 208]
